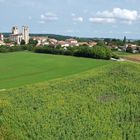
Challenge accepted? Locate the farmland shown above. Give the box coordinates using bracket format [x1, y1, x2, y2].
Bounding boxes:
[122, 54, 140, 62]
[0, 52, 110, 89]
[115, 52, 140, 63]
[0, 52, 140, 140]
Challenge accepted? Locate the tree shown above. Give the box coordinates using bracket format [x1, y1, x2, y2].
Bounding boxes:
[110, 39, 124, 46]
[123, 36, 127, 45]
[104, 38, 111, 45]
[20, 40, 25, 45]
[126, 46, 133, 53]
[96, 40, 106, 46]
[29, 38, 38, 46]
[135, 40, 140, 46]
[4, 38, 12, 43]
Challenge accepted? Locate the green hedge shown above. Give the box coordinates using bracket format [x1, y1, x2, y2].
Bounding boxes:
[0, 45, 119, 60]
[34, 46, 113, 60]
[0, 45, 23, 53]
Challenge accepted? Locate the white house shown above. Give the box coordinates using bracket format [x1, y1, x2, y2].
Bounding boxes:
[58, 41, 70, 47]
[66, 38, 79, 47]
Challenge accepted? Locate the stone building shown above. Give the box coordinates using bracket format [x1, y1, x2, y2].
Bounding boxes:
[10, 26, 29, 45]
[22, 26, 29, 44]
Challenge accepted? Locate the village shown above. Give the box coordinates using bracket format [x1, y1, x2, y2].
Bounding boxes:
[0, 26, 140, 54]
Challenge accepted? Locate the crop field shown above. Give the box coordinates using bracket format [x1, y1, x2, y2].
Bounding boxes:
[115, 52, 140, 62]
[0, 57, 140, 140]
[0, 52, 110, 89]
[122, 54, 140, 62]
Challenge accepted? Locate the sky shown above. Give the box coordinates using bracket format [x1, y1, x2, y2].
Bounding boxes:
[0, 0, 140, 39]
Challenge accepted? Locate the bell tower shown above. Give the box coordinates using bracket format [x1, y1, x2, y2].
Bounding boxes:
[12, 26, 19, 34]
[22, 26, 29, 44]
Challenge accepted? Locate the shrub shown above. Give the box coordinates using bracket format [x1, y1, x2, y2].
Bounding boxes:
[112, 53, 120, 59]
[92, 46, 112, 60]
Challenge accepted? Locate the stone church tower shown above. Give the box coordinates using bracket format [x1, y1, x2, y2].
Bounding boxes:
[22, 26, 29, 44]
[12, 26, 19, 34]
[10, 26, 29, 45]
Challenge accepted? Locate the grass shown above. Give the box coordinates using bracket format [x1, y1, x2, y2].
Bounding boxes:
[113, 51, 131, 56]
[0, 61, 140, 140]
[0, 51, 110, 89]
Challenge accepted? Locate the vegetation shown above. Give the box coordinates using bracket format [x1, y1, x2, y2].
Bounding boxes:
[34, 45, 114, 60]
[0, 52, 110, 89]
[0, 45, 23, 53]
[105, 38, 125, 46]
[0, 61, 140, 140]
[20, 40, 26, 45]
[29, 38, 38, 46]
[0, 42, 119, 60]
[123, 36, 127, 45]
[3, 38, 13, 44]
[133, 40, 140, 46]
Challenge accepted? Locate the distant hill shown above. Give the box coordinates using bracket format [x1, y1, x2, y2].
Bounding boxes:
[30, 33, 103, 42]
[3, 33, 102, 42]
[3, 32, 136, 42]
[2, 32, 10, 37]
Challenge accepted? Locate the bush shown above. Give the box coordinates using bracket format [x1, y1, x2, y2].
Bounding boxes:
[126, 47, 133, 53]
[112, 53, 120, 59]
[0, 44, 113, 60]
[74, 46, 93, 57]
[92, 46, 112, 60]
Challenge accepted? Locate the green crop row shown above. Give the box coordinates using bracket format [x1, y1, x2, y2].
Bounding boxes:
[0, 62, 140, 140]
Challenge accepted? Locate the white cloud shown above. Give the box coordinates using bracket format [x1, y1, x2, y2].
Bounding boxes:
[71, 13, 83, 23]
[40, 12, 59, 21]
[95, 8, 140, 24]
[89, 17, 116, 24]
[73, 17, 83, 22]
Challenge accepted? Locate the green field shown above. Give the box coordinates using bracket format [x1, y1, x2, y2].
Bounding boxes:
[0, 52, 110, 89]
[0, 52, 140, 140]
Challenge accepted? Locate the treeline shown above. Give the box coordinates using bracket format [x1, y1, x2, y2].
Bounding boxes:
[0, 44, 119, 60]
[34, 45, 119, 60]
[0, 45, 35, 53]
[0, 45, 23, 53]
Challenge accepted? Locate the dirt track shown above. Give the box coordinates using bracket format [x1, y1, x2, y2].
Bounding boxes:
[122, 55, 140, 63]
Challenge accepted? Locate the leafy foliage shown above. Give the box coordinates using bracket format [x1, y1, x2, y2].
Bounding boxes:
[29, 38, 38, 46]
[34, 45, 113, 60]
[0, 45, 23, 53]
[20, 40, 26, 45]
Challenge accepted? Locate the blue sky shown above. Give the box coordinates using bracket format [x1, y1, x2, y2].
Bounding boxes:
[0, 0, 140, 39]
